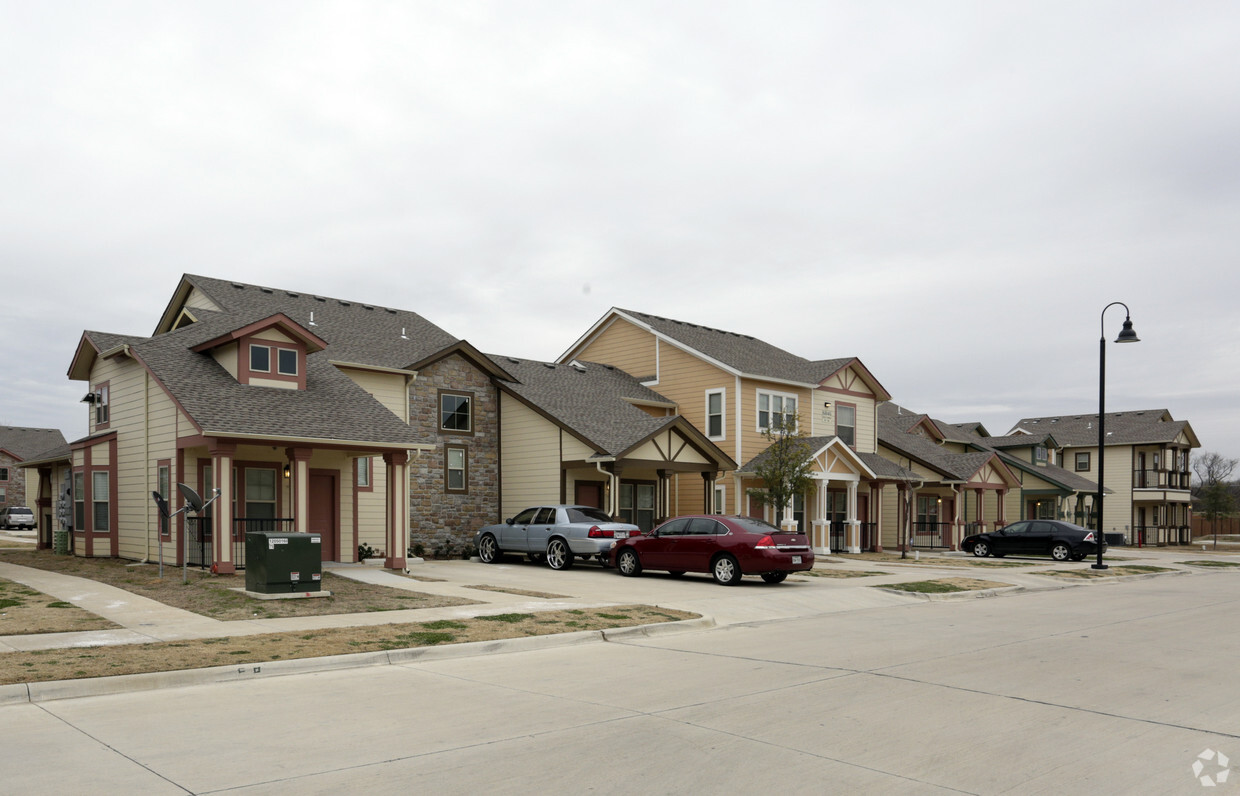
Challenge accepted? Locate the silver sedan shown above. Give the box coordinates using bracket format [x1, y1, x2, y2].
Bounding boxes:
[474, 505, 639, 570]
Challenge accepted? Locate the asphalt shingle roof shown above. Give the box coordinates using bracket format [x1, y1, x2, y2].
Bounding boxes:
[617, 309, 855, 385]
[0, 427, 69, 461]
[496, 357, 681, 456]
[877, 404, 1001, 481]
[1009, 410, 1194, 447]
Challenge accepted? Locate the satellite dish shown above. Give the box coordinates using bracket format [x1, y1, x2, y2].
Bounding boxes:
[178, 483, 206, 513]
[151, 491, 170, 519]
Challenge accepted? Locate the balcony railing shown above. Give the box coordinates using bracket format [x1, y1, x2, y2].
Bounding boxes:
[1133, 469, 1192, 490]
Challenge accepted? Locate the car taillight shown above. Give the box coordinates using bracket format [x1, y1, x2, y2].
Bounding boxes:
[1083, 532, 1095, 542]
[588, 526, 614, 538]
[755, 535, 775, 549]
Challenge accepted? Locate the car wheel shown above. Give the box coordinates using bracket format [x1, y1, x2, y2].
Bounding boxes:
[761, 572, 788, 584]
[617, 548, 642, 577]
[477, 534, 501, 564]
[972, 541, 989, 558]
[712, 554, 742, 586]
[1050, 542, 1072, 562]
[546, 538, 575, 570]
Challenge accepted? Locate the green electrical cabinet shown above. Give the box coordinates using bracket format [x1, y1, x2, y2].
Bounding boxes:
[245, 532, 323, 593]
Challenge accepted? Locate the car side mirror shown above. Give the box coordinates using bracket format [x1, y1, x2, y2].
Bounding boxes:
[505, 518, 514, 525]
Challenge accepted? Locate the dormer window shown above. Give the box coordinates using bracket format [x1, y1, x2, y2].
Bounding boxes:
[277, 348, 298, 376]
[250, 344, 271, 373]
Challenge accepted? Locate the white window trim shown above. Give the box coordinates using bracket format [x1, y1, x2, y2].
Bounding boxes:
[705, 388, 726, 441]
[713, 483, 726, 515]
[755, 388, 799, 433]
[249, 344, 271, 373]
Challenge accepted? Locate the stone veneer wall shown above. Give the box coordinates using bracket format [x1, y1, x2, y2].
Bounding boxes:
[0, 452, 25, 507]
[407, 354, 500, 557]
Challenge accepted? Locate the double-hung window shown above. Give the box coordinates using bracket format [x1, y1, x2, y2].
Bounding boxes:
[1075, 452, 1090, 472]
[756, 390, 797, 432]
[445, 446, 467, 493]
[73, 472, 85, 530]
[94, 384, 110, 425]
[835, 403, 856, 447]
[705, 389, 725, 440]
[92, 471, 110, 531]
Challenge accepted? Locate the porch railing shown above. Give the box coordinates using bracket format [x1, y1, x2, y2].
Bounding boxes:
[910, 521, 948, 549]
[1131, 525, 1193, 546]
[184, 517, 294, 569]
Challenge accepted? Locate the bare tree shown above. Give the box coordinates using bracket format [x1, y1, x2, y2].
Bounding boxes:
[746, 414, 814, 531]
[1192, 451, 1238, 548]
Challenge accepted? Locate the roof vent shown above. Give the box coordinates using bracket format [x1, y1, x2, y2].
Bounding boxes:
[338, 300, 350, 307]
[232, 283, 245, 289]
[385, 308, 396, 314]
[571, 362, 586, 372]
[506, 357, 520, 364]
[400, 327, 408, 340]
[543, 362, 556, 369]
[363, 305, 373, 311]
[314, 296, 325, 302]
[260, 287, 273, 294]
[309, 312, 317, 327]
[286, 292, 299, 298]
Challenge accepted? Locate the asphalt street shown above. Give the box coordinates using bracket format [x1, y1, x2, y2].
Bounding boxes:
[2, 563, 1237, 794]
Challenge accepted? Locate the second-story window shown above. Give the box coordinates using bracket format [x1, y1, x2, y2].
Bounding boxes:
[836, 403, 856, 447]
[1035, 445, 1048, 463]
[757, 390, 797, 433]
[706, 389, 725, 440]
[94, 384, 110, 425]
[440, 391, 473, 435]
[1075, 452, 1091, 472]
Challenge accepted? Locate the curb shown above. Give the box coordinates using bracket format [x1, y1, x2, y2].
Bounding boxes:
[0, 617, 714, 706]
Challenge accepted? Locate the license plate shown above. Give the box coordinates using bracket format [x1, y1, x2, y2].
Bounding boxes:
[792, 556, 802, 564]
[615, 531, 628, 539]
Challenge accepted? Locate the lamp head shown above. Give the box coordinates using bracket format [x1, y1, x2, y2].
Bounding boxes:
[1116, 316, 1140, 343]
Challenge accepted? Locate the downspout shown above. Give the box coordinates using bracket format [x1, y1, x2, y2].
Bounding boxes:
[596, 460, 617, 517]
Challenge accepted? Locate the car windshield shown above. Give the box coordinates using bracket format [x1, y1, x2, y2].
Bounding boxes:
[10, 509, 31, 517]
[725, 516, 784, 535]
[566, 507, 613, 523]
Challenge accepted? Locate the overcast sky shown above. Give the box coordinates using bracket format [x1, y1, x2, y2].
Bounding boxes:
[3, 1, 1237, 459]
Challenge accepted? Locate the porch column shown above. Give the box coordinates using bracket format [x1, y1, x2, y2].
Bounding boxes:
[657, 469, 672, 523]
[976, 488, 986, 532]
[285, 447, 313, 534]
[898, 484, 910, 552]
[871, 484, 883, 553]
[384, 450, 408, 570]
[998, 488, 1008, 526]
[845, 480, 861, 553]
[951, 486, 962, 550]
[209, 440, 236, 574]
[701, 471, 713, 514]
[811, 477, 829, 554]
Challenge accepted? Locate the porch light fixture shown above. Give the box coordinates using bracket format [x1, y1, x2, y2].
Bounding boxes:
[283, 463, 291, 479]
[1094, 302, 1141, 570]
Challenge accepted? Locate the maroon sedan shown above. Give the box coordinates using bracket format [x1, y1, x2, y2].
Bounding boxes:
[608, 515, 814, 585]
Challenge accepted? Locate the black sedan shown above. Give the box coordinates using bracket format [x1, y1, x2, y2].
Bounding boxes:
[962, 520, 1106, 562]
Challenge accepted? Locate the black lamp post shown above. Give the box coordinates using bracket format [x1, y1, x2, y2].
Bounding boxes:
[1093, 302, 1140, 570]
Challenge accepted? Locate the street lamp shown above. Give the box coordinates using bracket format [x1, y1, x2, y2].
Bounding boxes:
[1094, 302, 1140, 570]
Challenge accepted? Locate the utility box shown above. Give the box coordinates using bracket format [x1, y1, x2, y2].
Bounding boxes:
[245, 532, 323, 593]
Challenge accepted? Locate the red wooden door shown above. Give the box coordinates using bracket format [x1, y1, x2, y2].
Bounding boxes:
[309, 472, 337, 562]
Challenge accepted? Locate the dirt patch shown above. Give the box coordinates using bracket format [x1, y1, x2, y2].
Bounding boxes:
[0, 548, 478, 621]
[880, 577, 1012, 594]
[798, 569, 889, 579]
[1178, 560, 1240, 568]
[843, 553, 1034, 568]
[1040, 565, 1172, 579]
[464, 585, 570, 598]
[0, 605, 697, 685]
[0, 578, 121, 634]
